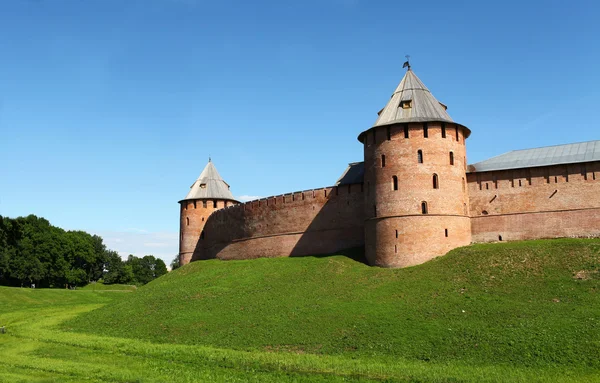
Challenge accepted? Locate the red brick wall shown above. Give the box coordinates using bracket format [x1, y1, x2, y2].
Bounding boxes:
[362, 122, 471, 267]
[190, 184, 365, 262]
[468, 161, 600, 242]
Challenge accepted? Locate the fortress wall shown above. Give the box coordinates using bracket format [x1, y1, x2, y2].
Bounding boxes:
[190, 183, 365, 261]
[468, 161, 600, 242]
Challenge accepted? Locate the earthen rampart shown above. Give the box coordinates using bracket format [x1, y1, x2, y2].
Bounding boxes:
[190, 183, 365, 262]
[468, 161, 600, 242]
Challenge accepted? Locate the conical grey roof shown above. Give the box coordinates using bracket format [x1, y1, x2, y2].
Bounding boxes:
[360, 69, 470, 141]
[181, 160, 238, 202]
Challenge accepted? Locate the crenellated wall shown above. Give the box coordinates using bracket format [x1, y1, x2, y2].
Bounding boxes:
[468, 161, 600, 242]
[190, 183, 365, 262]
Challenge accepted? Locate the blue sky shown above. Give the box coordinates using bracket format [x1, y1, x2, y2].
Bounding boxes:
[0, 0, 598, 264]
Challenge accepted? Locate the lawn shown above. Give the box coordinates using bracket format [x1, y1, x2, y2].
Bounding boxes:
[1, 238, 599, 382]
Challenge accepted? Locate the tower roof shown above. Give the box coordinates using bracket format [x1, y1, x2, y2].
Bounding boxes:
[180, 160, 238, 202]
[359, 68, 470, 142]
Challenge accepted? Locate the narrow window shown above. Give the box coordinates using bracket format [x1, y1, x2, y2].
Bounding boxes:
[498, 235, 503, 241]
[582, 165, 588, 180]
[462, 177, 466, 192]
[554, 176, 558, 183]
[403, 124, 409, 138]
[202, 217, 204, 222]
[373, 204, 377, 217]
[213, 200, 218, 208]
[392, 176, 398, 191]
[395, 245, 397, 253]
[386, 126, 391, 140]
[395, 230, 399, 239]
[203, 201, 207, 208]
[449, 152, 454, 165]
[381, 154, 386, 167]
[302, 192, 305, 200]
[423, 123, 428, 138]
[433, 174, 439, 189]
[184, 203, 188, 211]
[493, 176, 498, 189]
[200, 231, 205, 240]
[441, 123, 446, 138]
[518, 179, 522, 187]
[186, 217, 189, 226]
[417, 150, 423, 164]
[421, 201, 428, 214]
[445, 229, 448, 237]
[193, 201, 197, 209]
[455, 127, 459, 141]
[485, 183, 489, 190]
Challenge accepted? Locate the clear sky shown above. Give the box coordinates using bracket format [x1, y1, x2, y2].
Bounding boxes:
[1, 0, 598, 264]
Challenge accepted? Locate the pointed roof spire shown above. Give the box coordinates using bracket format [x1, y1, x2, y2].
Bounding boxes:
[359, 67, 470, 142]
[181, 160, 238, 202]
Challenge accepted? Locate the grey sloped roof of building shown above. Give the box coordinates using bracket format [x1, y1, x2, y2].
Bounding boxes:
[336, 162, 364, 185]
[468, 140, 600, 173]
[359, 69, 470, 141]
[181, 160, 238, 202]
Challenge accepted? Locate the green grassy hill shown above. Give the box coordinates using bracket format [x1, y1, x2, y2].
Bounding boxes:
[66, 238, 600, 370]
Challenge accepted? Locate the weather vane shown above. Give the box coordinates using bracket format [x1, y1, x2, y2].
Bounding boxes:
[402, 55, 411, 71]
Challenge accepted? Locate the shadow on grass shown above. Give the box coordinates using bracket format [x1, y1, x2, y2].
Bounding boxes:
[290, 246, 368, 265]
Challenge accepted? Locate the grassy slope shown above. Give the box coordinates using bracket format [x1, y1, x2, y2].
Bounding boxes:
[80, 283, 137, 291]
[65, 239, 600, 370]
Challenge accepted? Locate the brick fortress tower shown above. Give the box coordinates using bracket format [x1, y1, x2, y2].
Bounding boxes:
[359, 63, 472, 267]
[178, 159, 238, 266]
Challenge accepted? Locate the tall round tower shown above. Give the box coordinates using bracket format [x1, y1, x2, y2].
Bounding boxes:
[359, 66, 471, 268]
[178, 159, 238, 266]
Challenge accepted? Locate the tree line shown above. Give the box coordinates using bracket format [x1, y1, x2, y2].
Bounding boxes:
[0, 215, 168, 288]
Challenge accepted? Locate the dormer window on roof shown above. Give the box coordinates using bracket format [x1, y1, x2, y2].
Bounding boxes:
[200, 183, 207, 189]
[400, 100, 412, 109]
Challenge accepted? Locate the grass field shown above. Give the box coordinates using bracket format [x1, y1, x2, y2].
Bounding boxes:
[1, 238, 599, 382]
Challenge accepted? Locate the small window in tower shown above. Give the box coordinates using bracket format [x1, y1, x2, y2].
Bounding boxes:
[373, 204, 377, 217]
[455, 127, 460, 141]
[200, 183, 206, 189]
[186, 217, 189, 226]
[462, 177, 466, 192]
[381, 154, 386, 168]
[486, 183, 489, 190]
[392, 175, 398, 191]
[203, 201, 207, 208]
[386, 126, 391, 140]
[417, 150, 423, 164]
[200, 231, 205, 240]
[441, 123, 446, 138]
[423, 123, 428, 138]
[445, 228, 448, 237]
[421, 201, 428, 214]
[403, 124, 409, 138]
[400, 100, 412, 109]
[449, 152, 454, 165]
[395, 230, 399, 239]
[518, 179, 522, 187]
[213, 200, 218, 208]
[202, 217, 204, 222]
[193, 201, 197, 209]
[433, 174, 439, 189]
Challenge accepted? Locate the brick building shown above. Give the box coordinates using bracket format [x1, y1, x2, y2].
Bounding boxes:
[179, 67, 600, 268]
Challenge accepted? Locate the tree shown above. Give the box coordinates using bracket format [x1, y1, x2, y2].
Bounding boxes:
[170, 255, 180, 271]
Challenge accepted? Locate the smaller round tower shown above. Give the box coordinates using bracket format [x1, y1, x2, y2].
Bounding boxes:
[178, 159, 238, 266]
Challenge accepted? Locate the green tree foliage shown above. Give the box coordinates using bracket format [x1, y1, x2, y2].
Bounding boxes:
[0, 215, 168, 288]
[170, 255, 180, 271]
